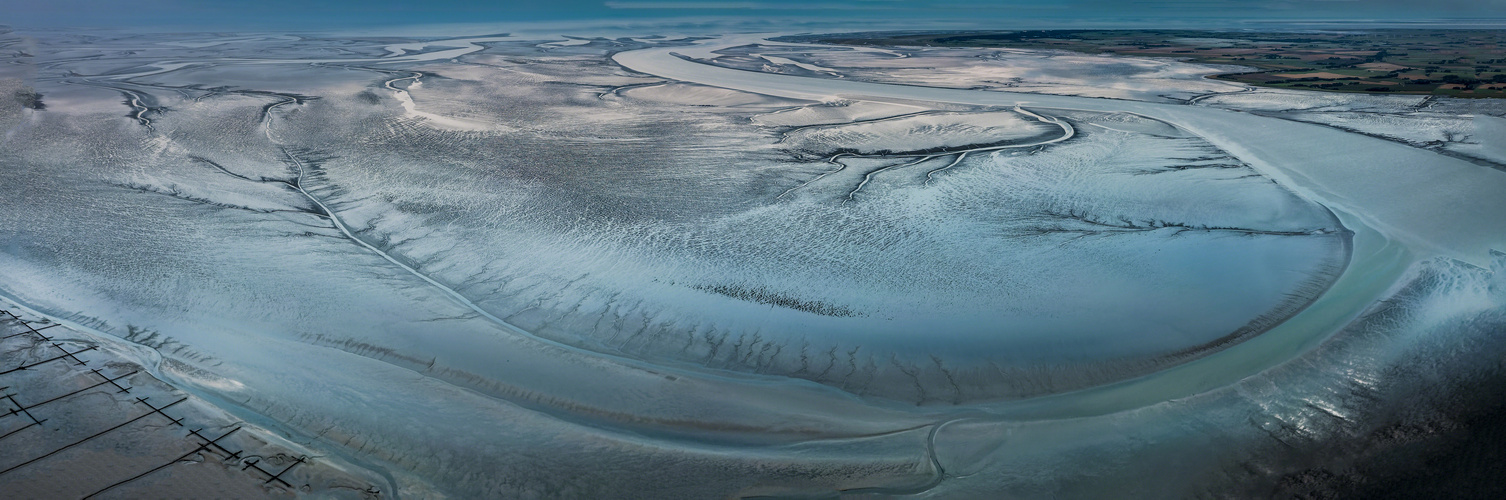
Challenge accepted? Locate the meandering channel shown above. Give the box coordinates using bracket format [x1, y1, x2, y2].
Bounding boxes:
[612, 34, 1506, 416]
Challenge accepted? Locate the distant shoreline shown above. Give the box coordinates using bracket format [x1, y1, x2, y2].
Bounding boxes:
[798, 29, 1506, 99]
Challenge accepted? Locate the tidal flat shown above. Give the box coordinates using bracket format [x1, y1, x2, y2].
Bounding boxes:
[1, 26, 1504, 498]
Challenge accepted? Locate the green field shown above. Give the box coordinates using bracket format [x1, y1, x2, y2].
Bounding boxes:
[814, 30, 1506, 98]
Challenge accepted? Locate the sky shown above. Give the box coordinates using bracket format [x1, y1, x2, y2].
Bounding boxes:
[3, 0, 1504, 30]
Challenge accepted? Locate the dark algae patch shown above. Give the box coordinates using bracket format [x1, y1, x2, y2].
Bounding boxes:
[692, 282, 862, 317]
